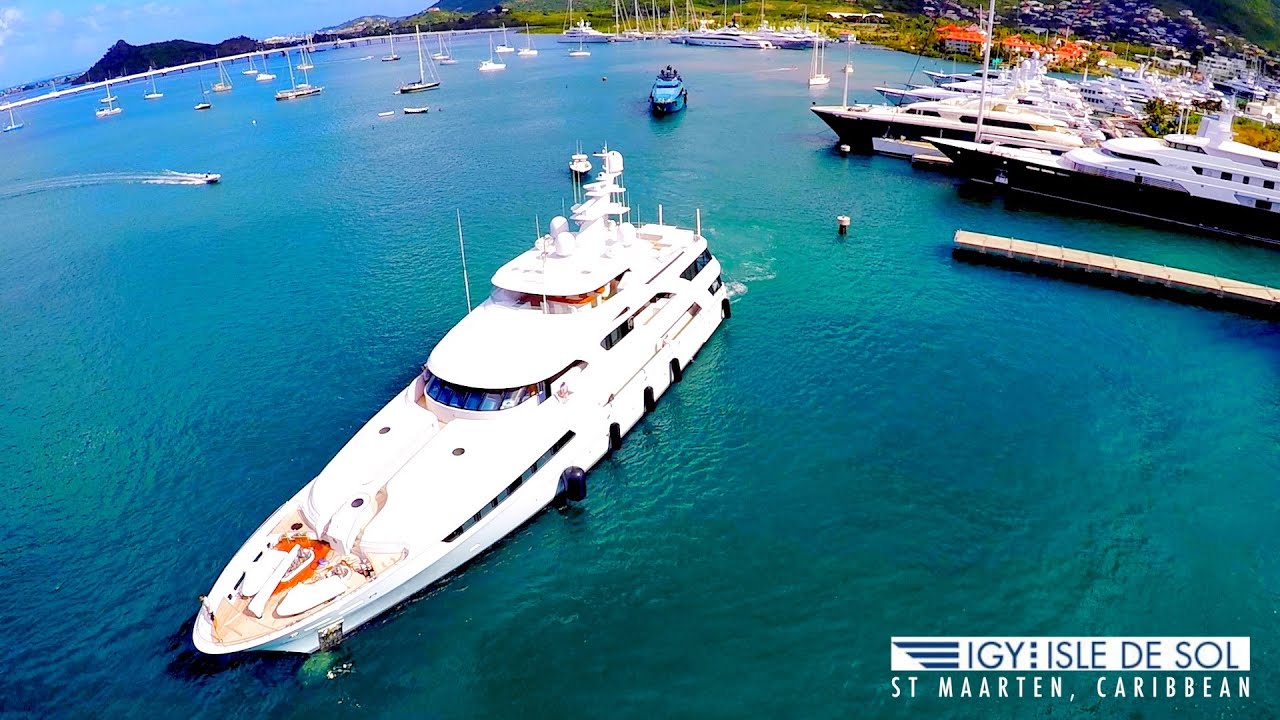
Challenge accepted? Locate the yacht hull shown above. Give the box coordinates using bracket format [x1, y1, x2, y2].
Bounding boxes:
[811, 107, 977, 151]
[194, 276, 730, 655]
[936, 142, 1280, 245]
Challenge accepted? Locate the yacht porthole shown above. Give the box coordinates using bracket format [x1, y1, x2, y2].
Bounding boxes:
[290, 523, 303, 531]
[452, 448, 465, 456]
[379, 427, 390, 434]
[351, 498, 365, 508]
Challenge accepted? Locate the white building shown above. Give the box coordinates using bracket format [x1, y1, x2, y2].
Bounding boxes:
[1197, 53, 1248, 82]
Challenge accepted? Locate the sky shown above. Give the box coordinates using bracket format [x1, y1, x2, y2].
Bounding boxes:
[0, 0, 432, 86]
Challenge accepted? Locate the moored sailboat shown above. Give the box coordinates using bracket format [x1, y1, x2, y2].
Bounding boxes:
[211, 61, 233, 92]
[479, 36, 507, 71]
[96, 81, 122, 117]
[3, 106, 23, 132]
[495, 25, 516, 54]
[382, 31, 401, 61]
[518, 25, 539, 56]
[398, 25, 441, 94]
[144, 68, 164, 99]
[276, 48, 324, 100]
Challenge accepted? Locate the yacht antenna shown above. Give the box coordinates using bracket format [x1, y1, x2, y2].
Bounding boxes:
[842, 43, 853, 108]
[973, 0, 997, 145]
[456, 210, 473, 312]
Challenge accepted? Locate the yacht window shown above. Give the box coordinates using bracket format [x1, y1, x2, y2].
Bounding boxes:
[601, 294, 675, 350]
[708, 275, 724, 295]
[601, 317, 635, 350]
[1222, 172, 1233, 182]
[1193, 167, 1204, 175]
[1106, 149, 1158, 165]
[1258, 200, 1273, 211]
[423, 370, 543, 412]
[1262, 160, 1278, 169]
[442, 431, 577, 542]
[680, 248, 714, 282]
[1265, 180, 1275, 190]
[986, 118, 1035, 131]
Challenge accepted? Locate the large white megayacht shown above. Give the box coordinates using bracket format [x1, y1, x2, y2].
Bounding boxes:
[193, 149, 731, 654]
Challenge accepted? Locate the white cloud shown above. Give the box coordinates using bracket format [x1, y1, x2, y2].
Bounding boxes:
[0, 7, 24, 48]
[46, 10, 65, 30]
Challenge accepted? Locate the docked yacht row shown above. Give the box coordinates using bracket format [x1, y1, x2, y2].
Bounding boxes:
[193, 150, 730, 654]
[933, 109, 1280, 244]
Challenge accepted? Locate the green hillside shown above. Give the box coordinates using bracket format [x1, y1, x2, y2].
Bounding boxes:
[1176, 0, 1280, 49]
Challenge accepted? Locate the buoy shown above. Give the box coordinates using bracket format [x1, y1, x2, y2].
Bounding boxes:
[643, 386, 656, 413]
[608, 422, 622, 452]
[721, 298, 732, 319]
[837, 215, 851, 235]
[839, 143, 851, 154]
[669, 358, 683, 383]
[559, 467, 587, 502]
[602, 76, 608, 82]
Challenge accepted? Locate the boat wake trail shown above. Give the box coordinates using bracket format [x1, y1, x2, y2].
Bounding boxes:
[0, 171, 214, 199]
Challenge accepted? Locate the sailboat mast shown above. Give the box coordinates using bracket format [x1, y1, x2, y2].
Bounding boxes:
[973, 0, 996, 144]
[287, 50, 297, 89]
[416, 24, 425, 82]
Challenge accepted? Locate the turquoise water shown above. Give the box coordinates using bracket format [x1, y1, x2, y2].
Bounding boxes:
[2, 34, 1278, 718]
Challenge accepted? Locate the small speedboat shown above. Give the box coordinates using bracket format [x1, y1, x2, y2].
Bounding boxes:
[569, 152, 591, 176]
[378, 111, 395, 117]
[403, 107, 429, 114]
[194, 102, 212, 110]
[202, 173, 221, 184]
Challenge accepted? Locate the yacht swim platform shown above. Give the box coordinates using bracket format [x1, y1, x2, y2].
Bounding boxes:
[953, 230, 1280, 318]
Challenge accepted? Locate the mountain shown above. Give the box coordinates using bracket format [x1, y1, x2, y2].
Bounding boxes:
[74, 37, 260, 84]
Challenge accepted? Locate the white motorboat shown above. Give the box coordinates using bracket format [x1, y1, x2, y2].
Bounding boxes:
[559, 0, 612, 44]
[569, 151, 592, 175]
[403, 106, 429, 114]
[202, 173, 221, 184]
[682, 29, 774, 48]
[192, 148, 730, 654]
[811, 97, 1087, 154]
[495, 25, 516, 53]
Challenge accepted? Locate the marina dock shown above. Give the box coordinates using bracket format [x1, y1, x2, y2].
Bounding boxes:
[953, 230, 1280, 318]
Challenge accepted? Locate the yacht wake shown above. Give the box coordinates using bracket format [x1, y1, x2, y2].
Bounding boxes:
[726, 281, 749, 299]
[0, 171, 215, 198]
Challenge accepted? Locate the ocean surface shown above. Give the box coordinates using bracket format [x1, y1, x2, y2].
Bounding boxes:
[1, 33, 1278, 719]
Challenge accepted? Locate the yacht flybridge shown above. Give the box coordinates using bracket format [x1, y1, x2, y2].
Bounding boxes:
[193, 149, 731, 655]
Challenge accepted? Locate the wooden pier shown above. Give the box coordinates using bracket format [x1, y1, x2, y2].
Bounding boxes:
[953, 230, 1280, 318]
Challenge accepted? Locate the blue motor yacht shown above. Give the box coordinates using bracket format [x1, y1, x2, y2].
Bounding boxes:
[650, 66, 687, 115]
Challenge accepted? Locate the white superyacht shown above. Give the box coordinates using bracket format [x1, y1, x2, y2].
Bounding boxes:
[193, 150, 731, 654]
